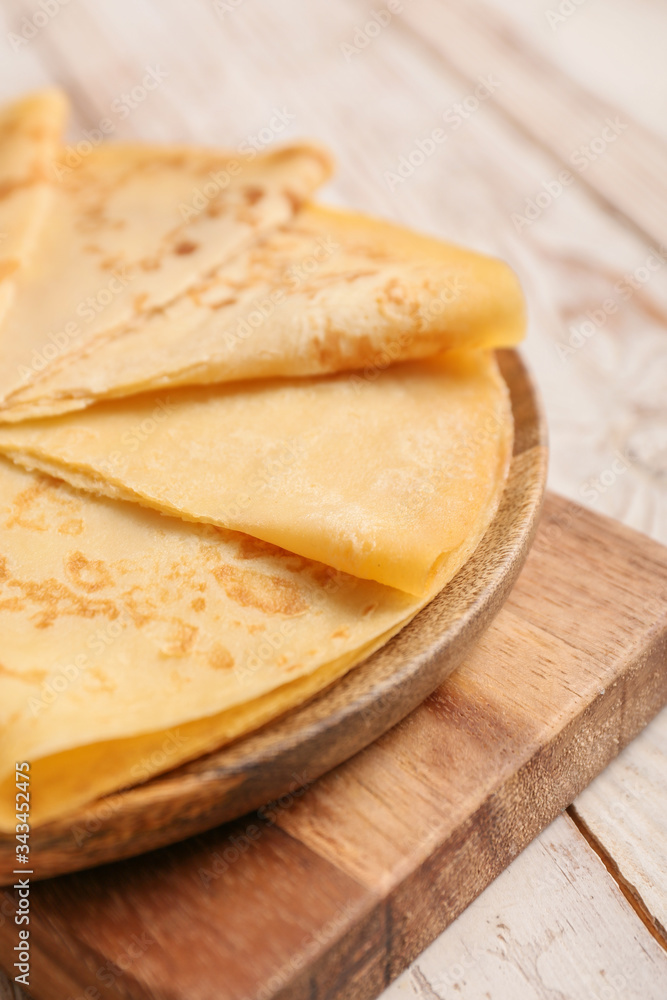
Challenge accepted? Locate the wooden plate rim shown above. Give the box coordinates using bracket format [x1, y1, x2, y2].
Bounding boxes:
[0, 348, 548, 882]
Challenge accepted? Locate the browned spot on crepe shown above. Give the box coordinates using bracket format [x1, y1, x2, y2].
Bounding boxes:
[4, 476, 85, 535]
[212, 564, 308, 616]
[99, 255, 123, 271]
[0, 661, 48, 684]
[208, 643, 234, 671]
[282, 188, 303, 214]
[58, 519, 84, 536]
[4, 479, 52, 531]
[0, 173, 42, 203]
[165, 558, 198, 583]
[0, 260, 19, 282]
[209, 296, 238, 310]
[174, 240, 198, 256]
[161, 619, 198, 657]
[0, 118, 20, 140]
[191, 596, 206, 612]
[84, 666, 116, 694]
[139, 255, 162, 272]
[65, 551, 113, 592]
[244, 186, 263, 206]
[120, 585, 156, 627]
[0, 576, 118, 628]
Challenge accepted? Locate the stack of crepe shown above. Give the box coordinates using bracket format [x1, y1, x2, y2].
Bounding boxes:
[0, 91, 525, 830]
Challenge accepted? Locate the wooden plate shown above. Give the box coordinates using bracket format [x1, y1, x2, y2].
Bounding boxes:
[0, 349, 547, 883]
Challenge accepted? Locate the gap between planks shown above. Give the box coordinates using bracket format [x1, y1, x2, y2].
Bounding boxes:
[568, 804, 667, 953]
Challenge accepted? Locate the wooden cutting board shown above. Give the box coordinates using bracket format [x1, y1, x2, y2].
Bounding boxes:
[1, 493, 666, 1000]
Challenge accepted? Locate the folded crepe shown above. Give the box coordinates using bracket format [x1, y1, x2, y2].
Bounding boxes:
[0, 204, 524, 421]
[0, 353, 511, 828]
[0, 352, 512, 594]
[0, 90, 67, 326]
[0, 90, 524, 831]
[0, 138, 332, 415]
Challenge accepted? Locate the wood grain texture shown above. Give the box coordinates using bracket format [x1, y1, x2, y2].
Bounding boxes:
[0, 350, 547, 884]
[381, 813, 667, 1000]
[1, 492, 666, 1000]
[400, 0, 667, 248]
[479, 0, 667, 146]
[573, 707, 667, 940]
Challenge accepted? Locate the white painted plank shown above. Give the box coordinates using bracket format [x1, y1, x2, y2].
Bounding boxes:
[574, 709, 667, 936]
[398, 0, 667, 248]
[381, 813, 667, 1000]
[0, 2, 56, 96]
[478, 0, 667, 145]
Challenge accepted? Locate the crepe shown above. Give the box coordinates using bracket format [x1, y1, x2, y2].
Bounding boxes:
[0, 91, 522, 830]
[0, 90, 67, 326]
[0, 364, 508, 827]
[0, 136, 332, 415]
[0, 204, 524, 421]
[0, 352, 513, 594]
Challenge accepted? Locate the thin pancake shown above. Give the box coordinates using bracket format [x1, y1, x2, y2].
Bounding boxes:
[0, 140, 332, 414]
[0, 90, 67, 325]
[0, 204, 524, 421]
[0, 353, 513, 594]
[0, 414, 508, 828]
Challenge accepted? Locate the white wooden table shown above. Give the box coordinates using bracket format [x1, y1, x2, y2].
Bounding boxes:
[1, 1, 666, 997]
